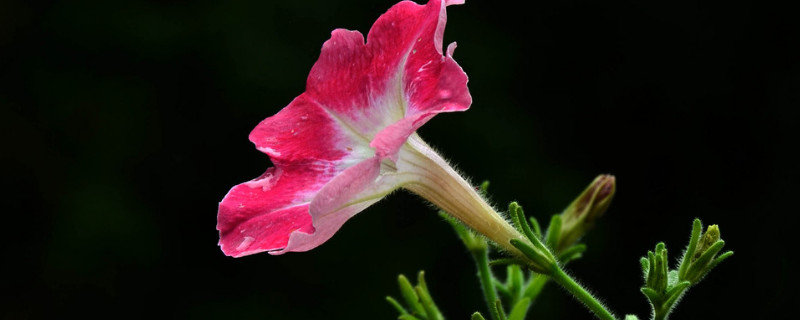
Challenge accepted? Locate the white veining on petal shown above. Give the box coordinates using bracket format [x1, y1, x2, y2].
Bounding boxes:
[236, 236, 255, 251]
[257, 146, 282, 156]
[244, 169, 280, 191]
[417, 60, 433, 73]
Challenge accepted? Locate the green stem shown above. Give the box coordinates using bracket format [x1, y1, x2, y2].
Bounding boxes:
[523, 273, 548, 303]
[473, 248, 501, 320]
[549, 267, 617, 320]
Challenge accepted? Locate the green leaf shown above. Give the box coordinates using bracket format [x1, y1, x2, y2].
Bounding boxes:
[398, 315, 422, 320]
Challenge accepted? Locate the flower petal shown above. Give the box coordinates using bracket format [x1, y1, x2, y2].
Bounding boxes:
[249, 94, 372, 164]
[217, 166, 322, 257]
[276, 156, 418, 254]
[306, 0, 471, 159]
[218, 94, 373, 257]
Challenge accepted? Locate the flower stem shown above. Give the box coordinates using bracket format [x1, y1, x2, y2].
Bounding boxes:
[473, 247, 501, 320]
[548, 267, 617, 320]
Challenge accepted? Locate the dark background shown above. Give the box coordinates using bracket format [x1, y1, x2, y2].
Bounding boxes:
[2, 0, 796, 318]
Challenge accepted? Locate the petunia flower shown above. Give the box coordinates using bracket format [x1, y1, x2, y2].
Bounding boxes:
[217, 0, 533, 259]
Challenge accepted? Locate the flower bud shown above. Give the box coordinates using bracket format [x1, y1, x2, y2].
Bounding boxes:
[556, 174, 616, 252]
[678, 220, 732, 284]
[693, 225, 720, 261]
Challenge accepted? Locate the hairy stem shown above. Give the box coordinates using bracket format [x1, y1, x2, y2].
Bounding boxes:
[549, 267, 617, 320]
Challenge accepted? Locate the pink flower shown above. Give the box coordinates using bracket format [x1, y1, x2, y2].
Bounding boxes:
[218, 0, 529, 258]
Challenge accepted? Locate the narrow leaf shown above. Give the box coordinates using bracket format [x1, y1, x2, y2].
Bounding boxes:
[679, 218, 703, 279]
[665, 281, 690, 299]
[509, 202, 525, 235]
[529, 216, 542, 239]
[509, 239, 552, 273]
[708, 251, 734, 271]
[640, 257, 650, 279]
[386, 296, 409, 315]
[489, 258, 521, 267]
[687, 240, 726, 277]
[640, 287, 661, 305]
[558, 244, 587, 264]
[416, 271, 443, 320]
[494, 300, 508, 320]
[398, 274, 426, 317]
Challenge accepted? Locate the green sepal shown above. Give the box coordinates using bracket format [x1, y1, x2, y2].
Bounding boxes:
[507, 265, 524, 302]
[398, 315, 422, 320]
[666, 270, 679, 289]
[646, 250, 656, 288]
[640, 257, 650, 278]
[709, 251, 734, 270]
[558, 244, 587, 264]
[494, 300, 508, 320]
[545, 214, 562, 250]
[624, 315, 640, 320]
[509, 239, 553, 274]
[494, 278, 511, 301]
[690, 240, 725, 269]
[640, 287, 660, 305]
[509, 202, 525, 236]
[471, 312, 487, 320]
[415, 271, 444, 320]
[528, 216, 542, 240]
[398, 274, 426, 317]
[479, 181, 490, 195]
[489, 258, 523, 267]
[507, 297, 531, 320]
[678, 218, 703, 280]
[510, 203, 539, 249]
[386, 296, 409, 315]
[664, 281, 690, 301]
